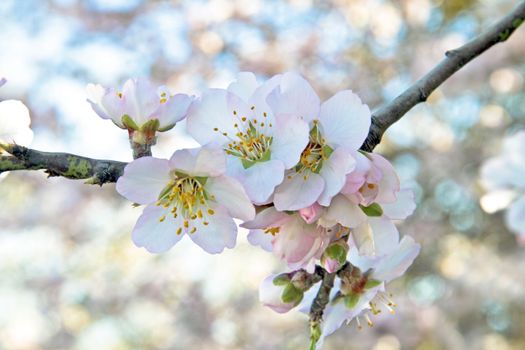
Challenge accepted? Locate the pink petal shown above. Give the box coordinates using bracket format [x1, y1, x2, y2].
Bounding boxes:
[318, 147, 356, 206]
[116, 157, 171, 205]
[324, 195, 367, 228]
[241, 207, 290, 230]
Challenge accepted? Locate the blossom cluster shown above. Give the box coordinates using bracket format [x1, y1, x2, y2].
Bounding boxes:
[88, 73, 420, 347]
[480, 131, 525, 243]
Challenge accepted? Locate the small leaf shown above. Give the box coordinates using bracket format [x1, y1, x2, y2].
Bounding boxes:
[359, 202, 383, 217]
[344, 293, 360, 309]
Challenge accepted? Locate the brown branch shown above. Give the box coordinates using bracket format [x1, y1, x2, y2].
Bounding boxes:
[360, 1, 525, 152]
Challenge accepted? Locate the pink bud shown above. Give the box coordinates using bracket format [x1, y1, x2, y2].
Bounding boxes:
[321, 256, 341, 273]
[299, 203, 323, 224]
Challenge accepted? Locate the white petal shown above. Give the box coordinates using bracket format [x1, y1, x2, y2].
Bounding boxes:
[132, 205, 185, 253]
[226, 157, 285, 204]
[382, 189, 416, 219]
[271, 113, 310, 168]
[186, 88, 247, 146]
[318, 147, 356, 206]
[188, 205, 238, 254]
[168, 147, 226, 177]
[266, 72, 320, 123]
[155, 93, 193, 127]
[273, 172, 325, 211]
[116, 157, 171, 204]
[319, 90, 371, 150]
[372, 235, 420, 282]
[247, 230, 273, 252]
[369, 153, 400, 203]
[122, 78, 160, 125]
[506, 196, 525, 236]
[228, 72, 259, 103]
[324, 195, 367, 228]
[0, 100, 33, 146]
[352, 217, 399, 257]
[206, 175, 255, 221]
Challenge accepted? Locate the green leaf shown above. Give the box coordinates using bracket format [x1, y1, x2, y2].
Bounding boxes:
[344, 293, 360, 309]
[121, 114, 139, 130]
[364, 279, 382, 289]
[359, 202, 383, 217]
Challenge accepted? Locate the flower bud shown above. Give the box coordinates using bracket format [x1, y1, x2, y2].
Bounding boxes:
[299, 203, 323, 224]
[320, 240, 349, 273]
[259, 274, 303, 313]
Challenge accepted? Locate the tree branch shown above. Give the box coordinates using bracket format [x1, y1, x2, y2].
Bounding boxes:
[1, 3, 524, 181]
[360, 1, 525, 152]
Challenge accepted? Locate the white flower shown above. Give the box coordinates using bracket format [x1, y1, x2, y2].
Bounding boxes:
[116, 147, 255, 254]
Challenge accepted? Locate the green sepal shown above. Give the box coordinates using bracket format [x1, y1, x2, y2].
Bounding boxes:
[121, 114, 139, 130]
[241, 158, 256, 169]
[195, 176, 208, 186]
[281, 284, 304, 304]
[322, 144, 334, 158]
[272, 274, 291, 286]
[364, 279, 382, 289]
[158, 123, 176, 132]
[140, 118, 160, 133]
[359, 202, 383, 217]
[325, 243, 347, 264]
[241, 149, 271, 169]
[344, 293, 360, 309]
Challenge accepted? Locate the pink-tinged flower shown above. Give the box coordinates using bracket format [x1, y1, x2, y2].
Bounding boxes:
[242, 207, 332, 272]
[259, 274, 304, 313]
[116, 147, 255, 254]
[480, 131, 525, 239]
[271, 73, 371, 211]
[87, 78, 192, 132]
[186, 72, 310, 204]
[302, 235, 420, 349]
[321, 152, 415, 229]
[299, 202, 324, 224]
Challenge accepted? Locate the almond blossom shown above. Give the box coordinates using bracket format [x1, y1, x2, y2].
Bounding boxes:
[242, 207, 334, 272]
[87, 78, 192, 142]
[480, 130, 525, 240]
[270, 73, 371, 211]
[186, 72, 310, 204]
[116, 147, 255, 254]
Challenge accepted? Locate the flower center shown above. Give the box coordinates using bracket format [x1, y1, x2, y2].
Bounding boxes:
[294, 121, 333, 177]
[156, 172, 215, 234]
[215, 107, 273, 169]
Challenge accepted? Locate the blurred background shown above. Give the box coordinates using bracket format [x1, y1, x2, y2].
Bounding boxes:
[1, 0, 525, 349]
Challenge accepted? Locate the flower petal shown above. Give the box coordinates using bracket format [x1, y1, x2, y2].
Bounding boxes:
[188, 205, 238, 254]
[382, 189, 416, 220]
[168, 147, 226, 177]
[122, 78, 160, 125]
[116, 157, 171, 204]
[318, 147, 356, 206]
[0, 100, 33, 146]
[228, 72, 259, 103]
[352, 217, 399, 257]
[369, 153, 400, 203]
[266, 72, 320, 123]
[319, 90, 371, 150]
[323, 195, 367, 228]
[241, 207, 290, 230]
[226, 156, 285, 204]
[372, 235, 420, 282]
[206, 175, 255, 221]
[271, 113, 310, 168]
[155, 93, 193, 127]
[132, 204, 185, 253]
[247, 230, 273, 252]
[273, 172, 325, 211]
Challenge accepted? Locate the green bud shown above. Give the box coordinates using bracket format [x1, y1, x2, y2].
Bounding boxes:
[359, 202, 383, 217]
[324, 242, 348, 264]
